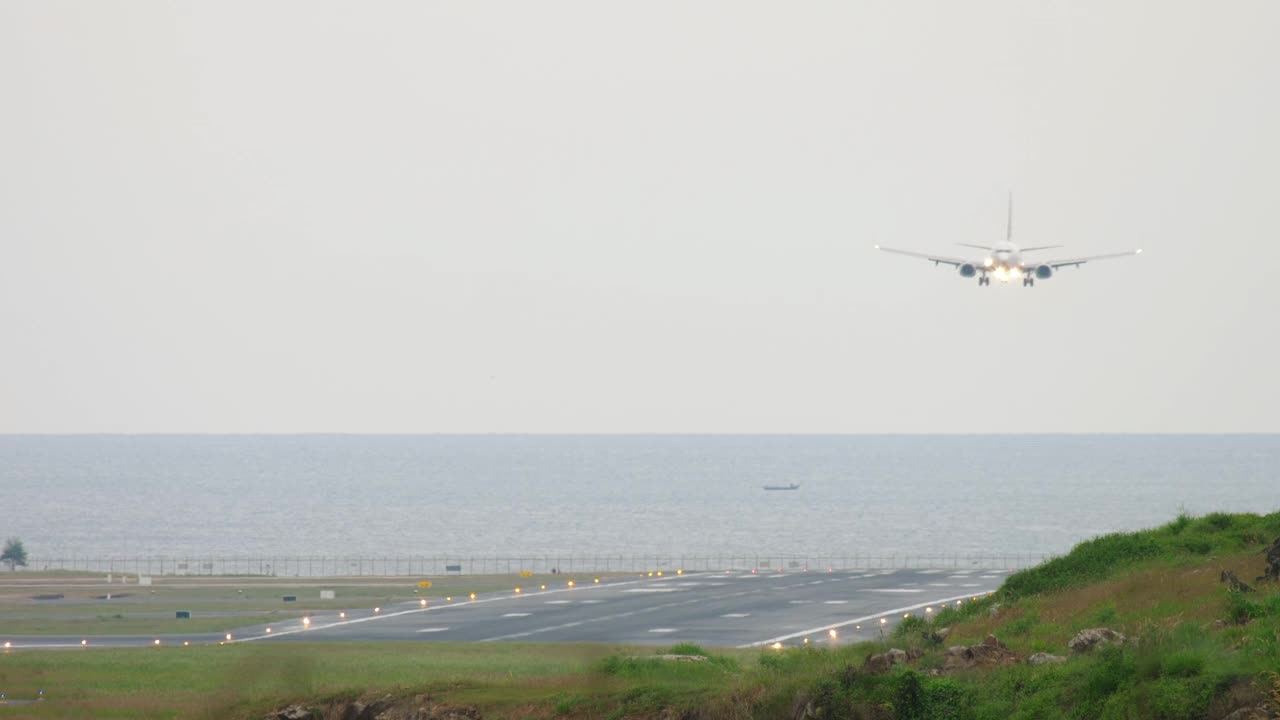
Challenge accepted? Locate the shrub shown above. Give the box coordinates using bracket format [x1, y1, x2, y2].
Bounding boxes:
[1160, 651, 1206, 678]
[1203, 513, 1235, 531]
[1182, 537, 1214, 555]
[1225, 591, 1260, 625]
[1165, 513, 1192, 536]
[666, 642, 707, 657]
[895, 670, 926, 720]
[893, 614, 931, 640]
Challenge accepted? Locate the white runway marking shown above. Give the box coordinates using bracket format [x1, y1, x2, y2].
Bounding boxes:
[917, 570, 945, 574]
[961, 583, 981, 587]
[416, 627, 449, 633]
[947, 575, 972, 579]
[928, 583, 952, 587]
[648, 628, 678, 633]
[824, 600, 848, 605]
[502, 613, 532, 618]
[980, 575, 1000, 579]
[788, 600, 812, 604]
[741, 591, 995, 648]
[544, 600, 572, 605]
[867, 588, 924, 593]
[623, 588, 680, 593]
[721, 613, 750, 618]
[580, 600, 603, 604]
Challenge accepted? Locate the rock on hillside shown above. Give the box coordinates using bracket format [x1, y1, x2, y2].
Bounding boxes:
[1068, 628, 1126, 654]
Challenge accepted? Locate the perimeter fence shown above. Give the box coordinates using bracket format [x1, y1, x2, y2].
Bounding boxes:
[26, 553, 1051, 577]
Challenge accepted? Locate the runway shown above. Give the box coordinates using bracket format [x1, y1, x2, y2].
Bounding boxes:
[2, 569, 1006, 650]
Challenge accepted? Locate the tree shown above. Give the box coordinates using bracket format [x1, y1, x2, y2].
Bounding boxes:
[1, 537, 27, 571]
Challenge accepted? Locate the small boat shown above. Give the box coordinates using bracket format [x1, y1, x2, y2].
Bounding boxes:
[762, 483, 800, 491]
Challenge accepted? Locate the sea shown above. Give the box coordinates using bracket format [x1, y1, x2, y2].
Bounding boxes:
[2, 435, 1277, 560]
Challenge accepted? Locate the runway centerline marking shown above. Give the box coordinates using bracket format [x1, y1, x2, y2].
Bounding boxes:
[502, 613, 532, 618]
[417, 627, 449, 633]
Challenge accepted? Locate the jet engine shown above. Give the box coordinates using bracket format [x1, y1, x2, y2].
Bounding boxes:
[958, 263, 977, 278]
[1034, 265, 1053, 280]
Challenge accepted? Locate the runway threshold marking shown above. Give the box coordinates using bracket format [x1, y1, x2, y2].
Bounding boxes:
[739, 591, 996, 648]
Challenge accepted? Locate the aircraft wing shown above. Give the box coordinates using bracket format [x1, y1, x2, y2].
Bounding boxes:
[874, 245, 971, 268]
[1037, 249, 1142, 270]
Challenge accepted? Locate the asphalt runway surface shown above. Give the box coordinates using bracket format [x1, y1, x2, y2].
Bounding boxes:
[2, 569, 1006, 650]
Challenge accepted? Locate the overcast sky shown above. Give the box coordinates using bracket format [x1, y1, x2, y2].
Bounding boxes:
[2, 1, 1278, 433]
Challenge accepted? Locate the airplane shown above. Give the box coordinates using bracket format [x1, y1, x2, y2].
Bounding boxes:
[874, 196, 1141, 286]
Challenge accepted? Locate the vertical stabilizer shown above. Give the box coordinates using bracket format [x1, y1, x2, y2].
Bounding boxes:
[1006, 192, 1013, 242]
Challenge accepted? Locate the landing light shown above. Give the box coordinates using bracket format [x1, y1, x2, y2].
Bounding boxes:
[983, 257, 993, 267]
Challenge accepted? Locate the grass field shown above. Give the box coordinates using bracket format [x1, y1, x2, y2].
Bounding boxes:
[0, 573, 628, 636]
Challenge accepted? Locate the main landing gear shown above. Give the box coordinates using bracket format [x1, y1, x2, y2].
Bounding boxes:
[1023, 276, 1035, 287]
[978, 275, 991, 286]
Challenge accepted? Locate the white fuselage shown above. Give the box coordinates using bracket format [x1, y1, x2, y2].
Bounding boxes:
[983, 242, 1024, 279]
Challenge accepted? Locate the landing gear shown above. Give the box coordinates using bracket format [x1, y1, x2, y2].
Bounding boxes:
[1023, 276, 1034, 287]
[978, 275, 990, 287]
